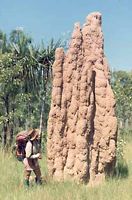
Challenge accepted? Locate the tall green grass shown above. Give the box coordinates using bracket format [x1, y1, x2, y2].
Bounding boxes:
[0, 140, 132, 200]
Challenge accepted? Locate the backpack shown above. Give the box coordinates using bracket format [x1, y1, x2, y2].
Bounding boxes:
[15, 130, 29, 161]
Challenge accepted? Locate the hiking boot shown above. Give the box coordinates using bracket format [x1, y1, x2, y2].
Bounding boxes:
[35, 177, 42, 185]
[24, 179, 29, 187]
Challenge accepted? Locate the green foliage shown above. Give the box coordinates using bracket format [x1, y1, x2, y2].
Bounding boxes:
[116, 134, 125, 162]
[111, 71, 132, 176]
[114, 132, 128, 178]
[111, 71, 132, 128]
[0, 29, 61, 147]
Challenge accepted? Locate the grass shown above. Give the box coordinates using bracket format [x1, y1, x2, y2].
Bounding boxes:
[0, 139, 132, 200]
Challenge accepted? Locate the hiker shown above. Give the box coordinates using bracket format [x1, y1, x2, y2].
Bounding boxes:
[23, 129, 42, 187]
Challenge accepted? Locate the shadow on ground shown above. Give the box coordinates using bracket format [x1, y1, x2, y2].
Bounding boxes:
[113, 160, 129, 178]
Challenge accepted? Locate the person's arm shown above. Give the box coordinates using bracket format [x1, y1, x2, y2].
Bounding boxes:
[25, 141, 40, 159]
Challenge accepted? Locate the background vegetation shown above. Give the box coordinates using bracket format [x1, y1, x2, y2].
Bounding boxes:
[0, 29, 62, 148]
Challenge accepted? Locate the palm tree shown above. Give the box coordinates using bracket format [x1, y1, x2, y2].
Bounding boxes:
[0, 29, 62, 147]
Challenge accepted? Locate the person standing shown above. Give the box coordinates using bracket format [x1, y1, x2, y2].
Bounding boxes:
[23, 129, 42, 187]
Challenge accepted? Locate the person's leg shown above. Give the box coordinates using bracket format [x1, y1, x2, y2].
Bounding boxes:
[24, 170, 31, 187]
[33, 166, 42, 185]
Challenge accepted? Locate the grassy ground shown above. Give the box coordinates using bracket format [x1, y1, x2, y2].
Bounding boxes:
[0, 139, 132, 200]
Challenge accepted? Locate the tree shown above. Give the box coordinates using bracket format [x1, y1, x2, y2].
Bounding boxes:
[0, 52, 22, 146]
[111, 70, 132, 129]
[0, 30, 8, 53]
[0, 29, 62, 148]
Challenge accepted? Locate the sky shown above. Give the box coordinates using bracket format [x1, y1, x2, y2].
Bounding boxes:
[0, 0, 132, 71]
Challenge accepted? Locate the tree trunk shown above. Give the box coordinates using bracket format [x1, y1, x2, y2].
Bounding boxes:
[39, 96, 45, 148]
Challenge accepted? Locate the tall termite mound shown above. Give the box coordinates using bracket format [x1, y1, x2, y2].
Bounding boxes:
[47, 12, 117, 185]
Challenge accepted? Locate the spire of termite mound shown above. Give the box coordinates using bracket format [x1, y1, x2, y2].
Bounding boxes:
[47, 12, 117, 185]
